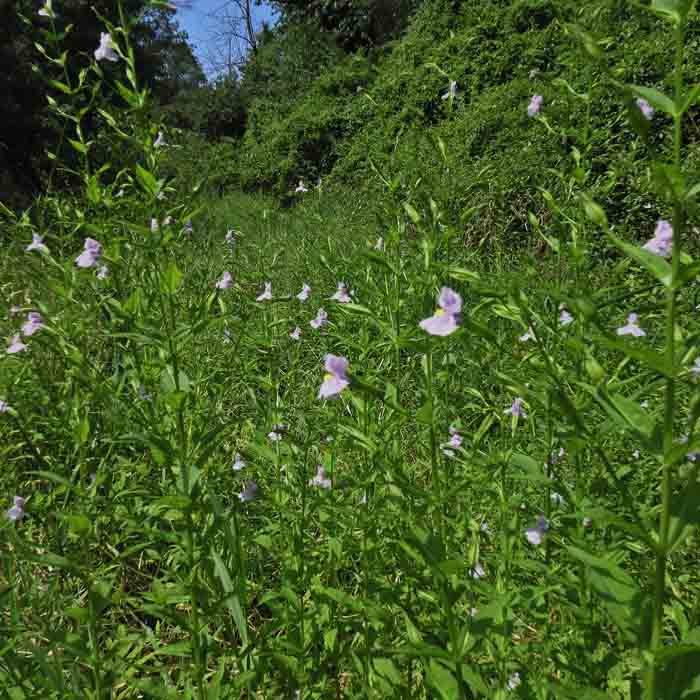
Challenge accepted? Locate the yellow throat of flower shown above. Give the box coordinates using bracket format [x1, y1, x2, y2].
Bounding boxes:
[324, 372, 333, 381]
[435, 308, 445, 316]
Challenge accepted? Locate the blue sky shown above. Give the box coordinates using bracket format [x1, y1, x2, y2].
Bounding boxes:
[175, 1, 278, 75]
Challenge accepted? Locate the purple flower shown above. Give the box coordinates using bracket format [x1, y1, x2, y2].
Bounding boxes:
[442, 427, 462, 454]
[527, 94, 543, 117]
[0, 400, 8, 413]
[525, 514, 549, 545]
[309, 465, 332, 489]
[154, 131, 166, 148]
[256, 282, 272, 302]
[9, 306, 21, 317]
[216, 271, 233, 290]
[505, 397, 527, 418]
[6, 335, 27, 354]
[95, 32, 119, 62]
[268, 431, 282, 442]
[507, 672, 522, 691]
[290, 326, 301, 340]
[632, 449, 641, 459]
[150, 218, 159, 233]
[616, 313, 646, 337]
[238, 481, 257, 502]
[374, 237, 384, 251]
[519, 326, 535, 342]
[692, 358, 700, 376]
[330, 282, 351, 303]
[480, 521, 490, 534]
[643, 219, 673, 258]
[297, 284, 311, 301]
[318, 354, 350, 399]
[182, 220, 193, 236]
[225, 229, 236, 246]
[232, 453, 245, 471]
[419, 287, 462, 336]
[636, 97, 654, 120]
[22, 312, 44, 337]
[75, 238, 102, 268]
[559, 305, 574, 326]
[26, 233, 48, 254]
[6, 496, 25, 522]
[310, 307, 328, 330]
[470, 561, 485, 579]
[295, 180, 308, 194]
[97, 265, 109, 280]
[551, 492, 565, 507]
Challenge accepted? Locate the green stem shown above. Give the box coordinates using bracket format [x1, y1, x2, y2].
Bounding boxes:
[646, 20, 685, 700]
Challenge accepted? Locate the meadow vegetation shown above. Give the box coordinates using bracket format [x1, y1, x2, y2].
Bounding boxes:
[2, 0, 700, 698]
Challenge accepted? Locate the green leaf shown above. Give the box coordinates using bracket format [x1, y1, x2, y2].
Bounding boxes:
[403, 202, 421, 225]
[595, 335, 672, 377]
[598, 390, 657, 440]
[425, 661, 459, 700]
[161, 262, 183, 295]
[631, 85, 678, 117]
[211, 551, 249, 645]
[135, 164, 159, 196]
[605, 231, 672, 286]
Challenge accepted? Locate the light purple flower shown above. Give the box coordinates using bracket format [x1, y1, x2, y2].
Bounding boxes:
[216, 271, 233, 290]
[238, 481, 257, 502]
[616, 313, 646, 337]
[9, 306, 21, 317]
[97, 265, 109, 280]
[256, 282, 272, 302]
[6, 335, 27, 354]
[632, 449, 641, 459]
[225, 229, 236, 246]
[319, 354, 350, 399]
[470, 561, 485, 579]
[22, 312, 44, 337]
[162, 215, 172, 226]
[330, 282, 351, 303]
[551, 492, 565, 507]
[507, 672, 522, 691]
[643, 219, 673, 258]
[268, 431, 282, 442]
[290, 326, 301, 340]
[692, 358, 700, 376]
[441, 80, 458, 101]
[525, 514, 549, 545]
[295, 180, 308, 194]
[297, 284, 311, 301]
[232, 453, 245, 471]
[75, 238, 102, 268]
[480, 521, 490, 534]
[582, 516, 593, 528]
[636, 97, 654, 120]
[150, 218, 159, 233]
[310, 308, 328, 330]
[182, 220, 193, 236]
[505, 397, 527, 418]
[309, 465, 332, 489]
[26, 233, 48, 254]
[6, 496, 25, 522]
[95, 32, 119, 62]
[419, 287, 462, 336]
[374, 237, 384, 251]
[154, 131, 166, 148]
[444, 427, 462, 451]
[527, 94, 543, 117]
[519, 325, 535, 342]
[0, 400, 8, 413]
[138, 385, 152, 401]
[559, 305, 574, 326]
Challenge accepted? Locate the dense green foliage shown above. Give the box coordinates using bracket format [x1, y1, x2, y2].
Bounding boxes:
[3, 0, 700, 698]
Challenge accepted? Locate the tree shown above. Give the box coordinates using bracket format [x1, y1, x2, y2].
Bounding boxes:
[204, 0, 263, 75]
